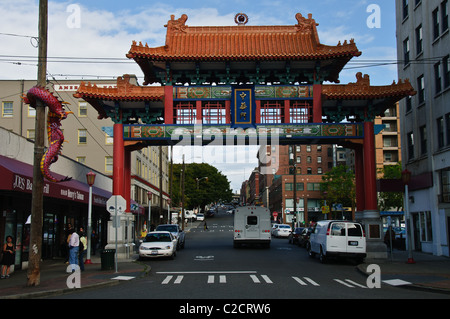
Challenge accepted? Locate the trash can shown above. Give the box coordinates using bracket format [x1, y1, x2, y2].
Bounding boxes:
[101, 249, 115, 270]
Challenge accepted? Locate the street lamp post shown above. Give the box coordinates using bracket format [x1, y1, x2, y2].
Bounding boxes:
[402, 169, 415, 264]
[85, 171, 96, 264]
[147, 191, 152, 232]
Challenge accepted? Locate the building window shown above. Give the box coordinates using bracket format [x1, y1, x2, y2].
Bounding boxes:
[437, 117, 444, 149]
[417, 75, 425, 104]
[433, 7, 440, 40]
[416, 211, 433, 242]
[407, 132, 414, 160]
[105, 133, 113, 145]
[317, 167, 323, 174]
[28, 106, 36, 117]
[415, 25, 423, 55]
[2, 102, 13, 118]
[446, 113, 450, 146]
[76, 156, 86, 164]
[27, 129, 35, 140]
[78, 129, 87, 144]
[420, 125, 427, 155]
[435, 62, 442, 94]
[317, 156, 322, 163]
[444, 55, 450, 89]
[307, 168, 312, 175]
[403, 38, 410, 65]
[403, 0, 409, 19]
[78, 102, 88, 117]
[105, 156, 113, 173]
[441, 168, 450, 203]
[307, 183, 321, 191]
[442, 0, 449, 32]
[405, 96, 412, 113]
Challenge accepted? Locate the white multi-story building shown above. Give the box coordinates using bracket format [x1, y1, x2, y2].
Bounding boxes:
[396, 0, 450, 256]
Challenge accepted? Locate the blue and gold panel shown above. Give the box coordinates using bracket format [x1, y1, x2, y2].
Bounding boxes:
[231, 85, 256, 129]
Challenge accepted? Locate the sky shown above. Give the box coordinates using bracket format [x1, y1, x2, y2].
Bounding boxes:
[0, 0, 400, 193]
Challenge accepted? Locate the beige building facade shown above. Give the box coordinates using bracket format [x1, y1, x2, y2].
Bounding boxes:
[0, 78, 170, 222]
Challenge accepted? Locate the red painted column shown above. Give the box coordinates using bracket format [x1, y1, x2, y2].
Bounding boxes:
[255, 100, 261, 124]
[363, 121, 377, 211]
[164, 85, 173, 124]
[113, 123, 124, 196]
[196, 100, 202, 123]
[124, 148, 131, 212]
[284, 100, 290, 123]
[354, 144, 365, 212]
[312, 84, 322, 123]
[225, 100, 231, 124]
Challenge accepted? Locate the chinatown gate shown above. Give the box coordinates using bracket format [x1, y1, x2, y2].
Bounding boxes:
[75, 13, 415, 259]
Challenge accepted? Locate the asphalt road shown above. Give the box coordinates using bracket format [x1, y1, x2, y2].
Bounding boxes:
[54, 208, 447, 302]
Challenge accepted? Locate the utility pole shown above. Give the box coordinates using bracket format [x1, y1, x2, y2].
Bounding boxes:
[181, 155, 185, 230]
[159, 146, 163, 222]
[27, 0, 47, 286]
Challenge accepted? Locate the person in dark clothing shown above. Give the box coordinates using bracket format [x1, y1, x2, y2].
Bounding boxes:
[1, 236, 15, 279]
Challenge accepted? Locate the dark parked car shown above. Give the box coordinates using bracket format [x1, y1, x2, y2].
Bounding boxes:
[298, 227, 314, 247]
[288, 227, 304, 245]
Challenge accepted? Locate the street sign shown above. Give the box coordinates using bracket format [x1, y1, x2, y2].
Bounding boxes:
[107, 195, 127, 215]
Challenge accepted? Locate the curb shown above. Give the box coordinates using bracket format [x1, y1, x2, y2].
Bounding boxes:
[356, 263, 450, 295]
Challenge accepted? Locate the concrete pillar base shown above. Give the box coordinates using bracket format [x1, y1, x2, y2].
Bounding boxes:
[356, 210, 387, 260]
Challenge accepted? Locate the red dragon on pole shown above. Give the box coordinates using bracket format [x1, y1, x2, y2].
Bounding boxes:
[23, 86, 72, 183]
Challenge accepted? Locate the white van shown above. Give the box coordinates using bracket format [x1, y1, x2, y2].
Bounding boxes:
[233, 206, 271, 248]
[307, 220, 366, 263]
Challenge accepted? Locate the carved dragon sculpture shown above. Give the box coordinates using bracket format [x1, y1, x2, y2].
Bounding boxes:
[23, 86, 72, 183]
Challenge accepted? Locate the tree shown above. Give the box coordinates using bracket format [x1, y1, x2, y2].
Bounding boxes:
[321, 165, 356, 219]
[170, 163, 233, 211]
[377, 162, 403, 211]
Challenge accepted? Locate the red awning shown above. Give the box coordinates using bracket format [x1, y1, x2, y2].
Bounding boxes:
[0, 154, 110, 207]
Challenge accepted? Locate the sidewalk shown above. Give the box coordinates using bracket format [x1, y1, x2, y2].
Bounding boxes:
[357, 249, 450, 294]
[0, 221, 201, 299]
[0, 253, 149, 299]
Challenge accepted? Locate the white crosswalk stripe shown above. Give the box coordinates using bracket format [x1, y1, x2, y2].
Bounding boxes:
[159, 273, 367, 288]
[250, 275, 273, 284]
[334, 279, 367, 288]
[292, 276, 320, 286]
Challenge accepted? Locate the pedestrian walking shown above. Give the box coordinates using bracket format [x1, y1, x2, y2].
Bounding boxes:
[1, 236, 15, 279]
[78, 227, 86, 271]
[64, 223, 73, 264]
[91, 229, 99, 255]
[68, 229, 79, 273]
[204, 220, 208, 231]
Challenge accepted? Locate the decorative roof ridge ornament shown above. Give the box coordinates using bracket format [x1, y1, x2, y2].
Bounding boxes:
[295, 13, 318, 32]
[235, 13, 249, 26]
[165, 14, 188, 33]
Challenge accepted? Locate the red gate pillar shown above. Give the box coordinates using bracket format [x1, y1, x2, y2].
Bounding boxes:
[363, 121, 377, 211]
[124, 148, 131, 212]
[354, 144, 365, 216]
[312, 84, 322, 123]
[362, 120, 387, 259]
[113, 123, 125, 196]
